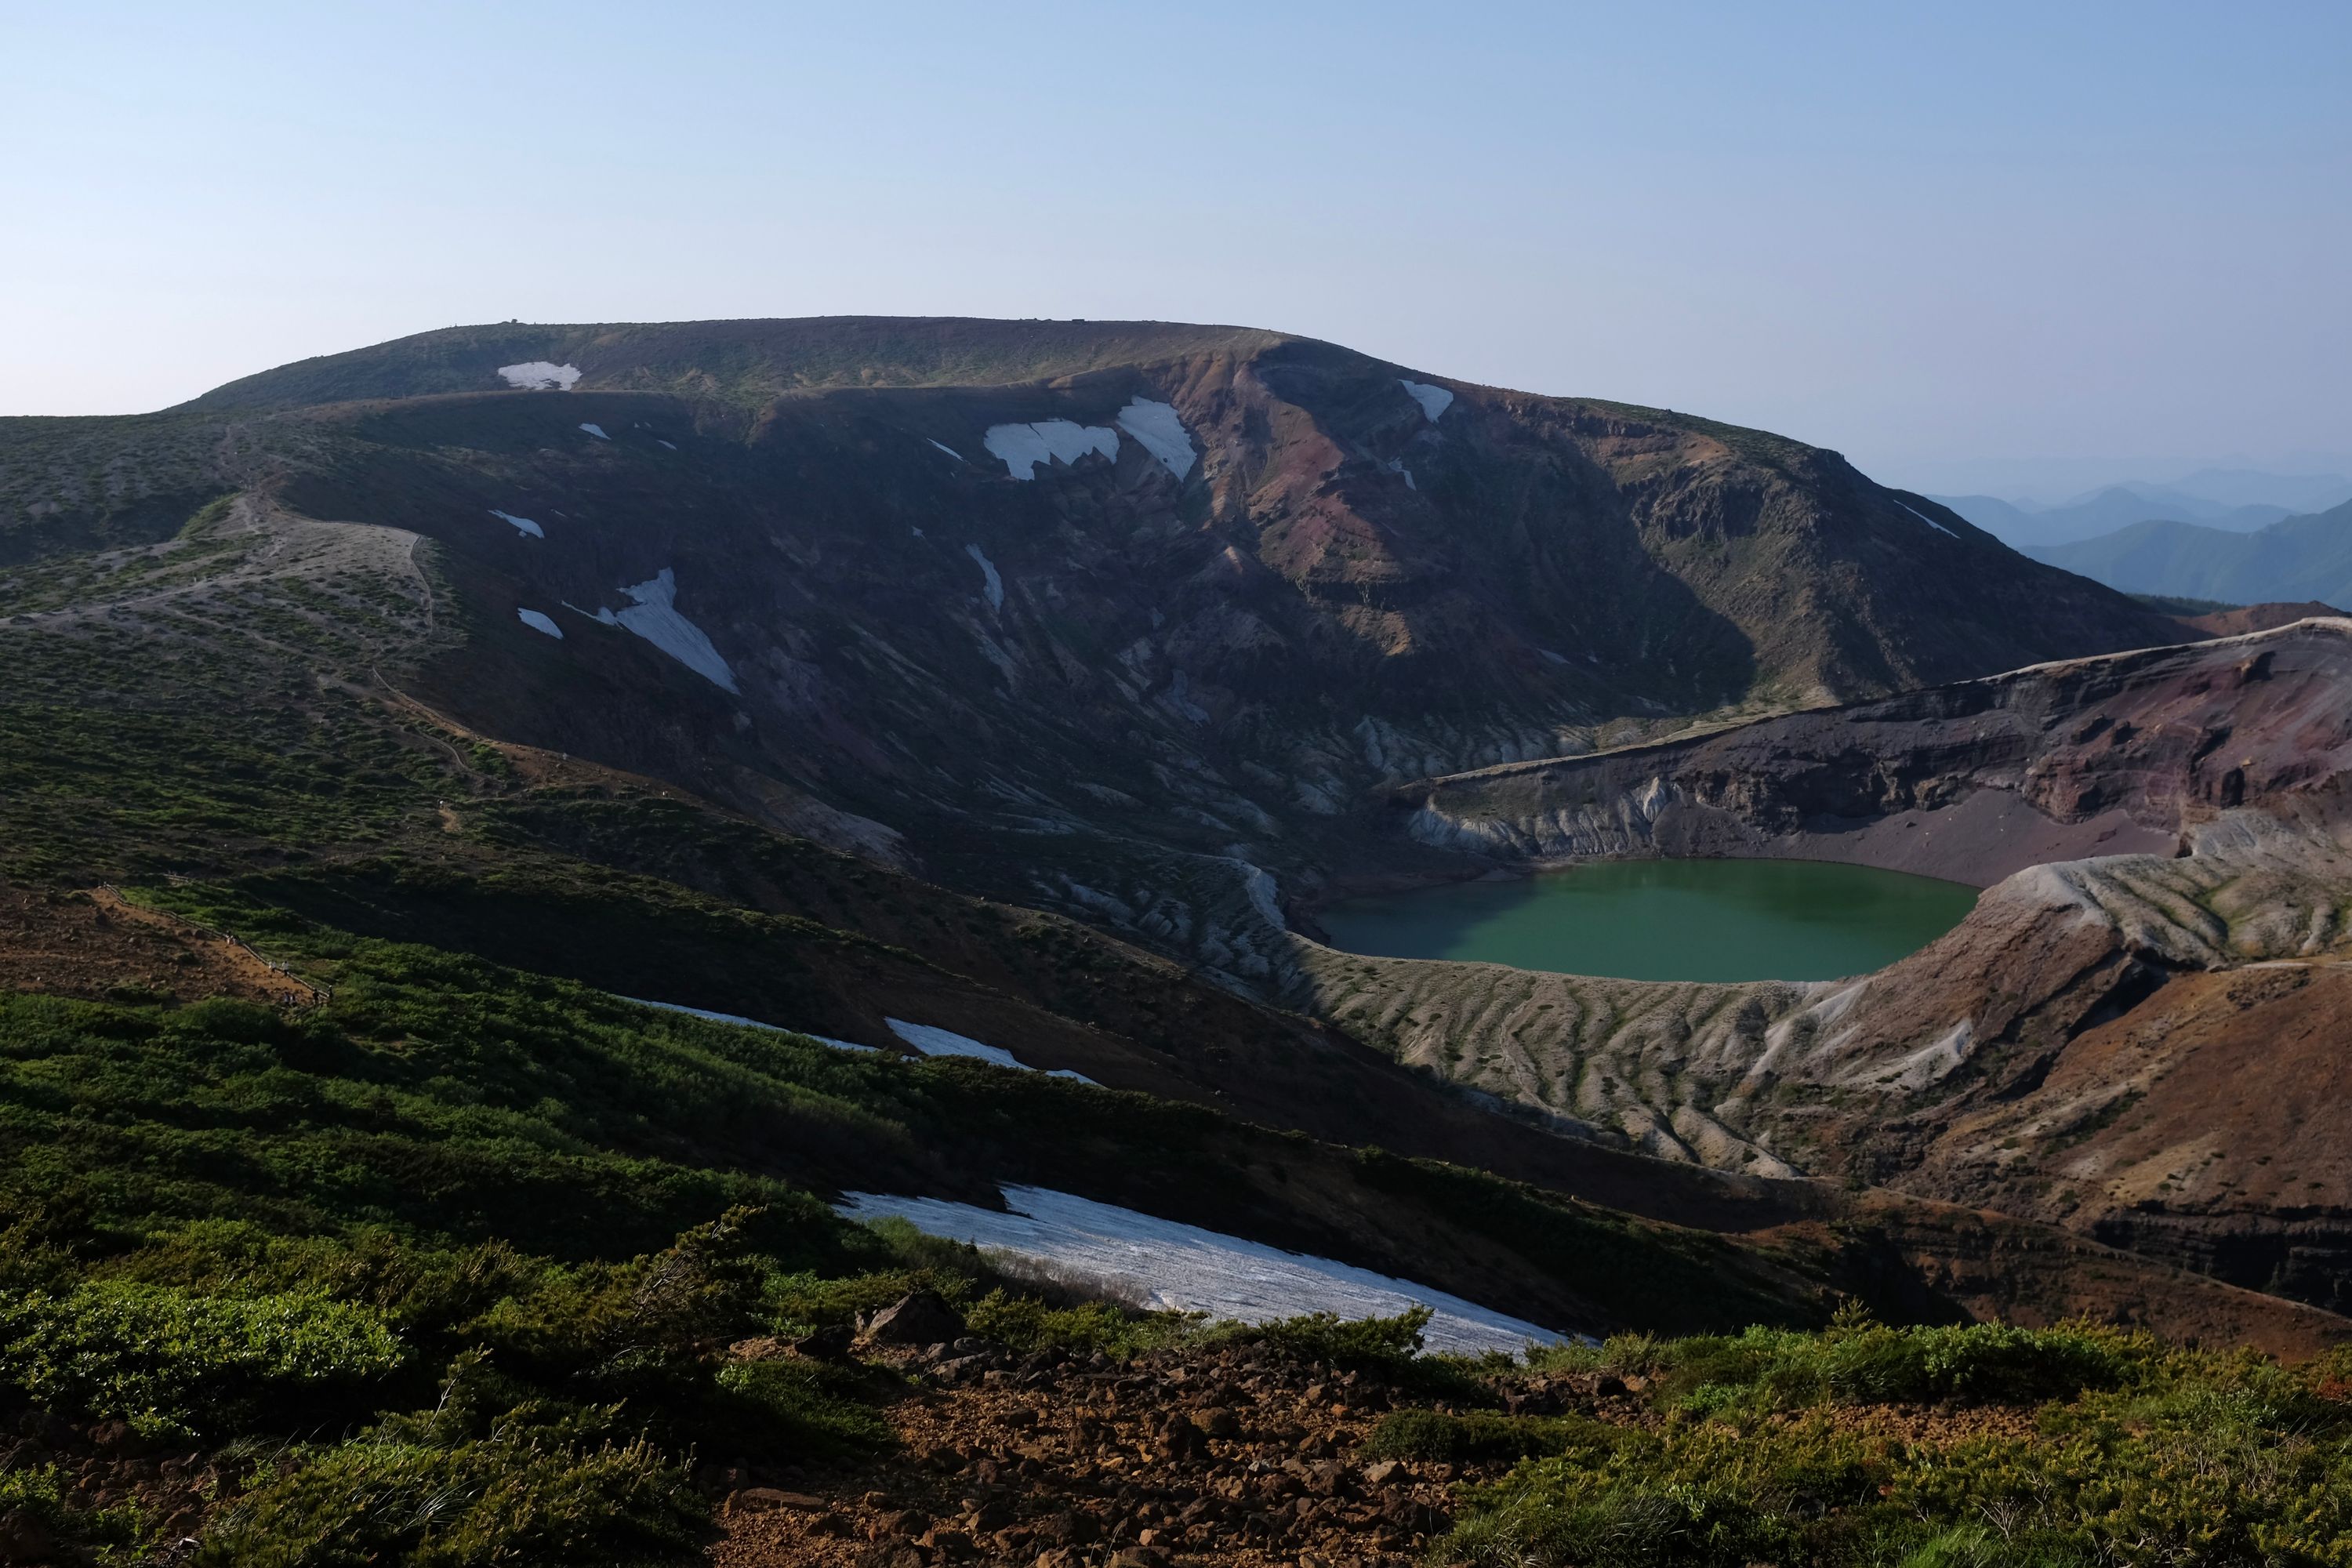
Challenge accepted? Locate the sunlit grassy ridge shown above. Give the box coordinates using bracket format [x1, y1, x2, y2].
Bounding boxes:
[1405, 1317, 2352, 1566]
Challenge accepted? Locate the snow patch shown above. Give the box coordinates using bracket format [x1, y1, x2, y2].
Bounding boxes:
[497, 361, 581, 391]
[964, 543, 1004, 610]
[622, 996, 877, 1053]
[983, 419, 1120, 480]
[1114, 398, 1196, 479]
[658, 439, 677, 451]
[1399, 379, 1454, 421]
[1895, 499, 1961, 539]
[887, 1018, 1025, 1069]
[927, 439, 966, 463]
[1385, 456, 1416, 489]
[579, 423, 610, 441]
[488, 509, 543, 539]
[593, 568, 739, 692]
[515, 608, 562, 639]
[834, 1185, 1567, 1356]
[884, 1018, 1095, 1083]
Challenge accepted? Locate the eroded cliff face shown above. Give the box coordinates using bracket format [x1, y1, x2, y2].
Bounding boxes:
[1396, 624, 2349, 881]
[1287, 620, 2352, 1307]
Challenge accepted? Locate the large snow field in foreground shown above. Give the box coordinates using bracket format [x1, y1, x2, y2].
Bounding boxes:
[836, 1185, 1568, 1356]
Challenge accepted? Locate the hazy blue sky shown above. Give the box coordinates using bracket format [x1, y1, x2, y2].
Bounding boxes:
[4, 1, 2345, 495]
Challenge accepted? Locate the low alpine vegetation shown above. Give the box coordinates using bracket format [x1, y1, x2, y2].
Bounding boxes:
[1439, 1315, 2352, 1567]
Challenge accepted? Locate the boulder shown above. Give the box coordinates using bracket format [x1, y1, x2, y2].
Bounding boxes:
[790, 1323, 858, 1360]
[0, 1510, 55, 1563]
[859, 1290, 965, 1346]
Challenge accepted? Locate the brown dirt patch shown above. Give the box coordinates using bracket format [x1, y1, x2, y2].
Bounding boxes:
[0, 884, 322, 1007]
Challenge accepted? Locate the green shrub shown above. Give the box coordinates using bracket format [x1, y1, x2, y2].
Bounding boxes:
[712, 1356, 895, 1457]
[465, 1209, 768, 1381]
[766, 1265, 971, 1334]
[197, 1396, 702, 1567]
[0, 1464, 153, 1566]
[1361, 1408, 1613, 1465]
[1642, 1320, 2135, 1415]
[1220, 1306, 1432, 1369]
[101, 1221, 541, 1338]
[1435, 1380, 2352, 1568]
[1817, 1322, 2129, 1405]
[961, 1287, 1181, 1359]
[1893, 1525, 2096, 1567]
[0, 1281, 405, 1438]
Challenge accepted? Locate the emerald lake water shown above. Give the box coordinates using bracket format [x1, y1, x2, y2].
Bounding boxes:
[1319, 858, 1980, 982]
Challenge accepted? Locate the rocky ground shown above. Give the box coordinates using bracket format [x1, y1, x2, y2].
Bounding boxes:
[702, 1293, 2044, 1568]
[711, 1312, 1583, 1568]
[0, 884, 321, 1008]
[0, 1403, 217, 1565]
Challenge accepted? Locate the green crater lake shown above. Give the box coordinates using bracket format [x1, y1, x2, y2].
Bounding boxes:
[1319, 858, 1980, 982]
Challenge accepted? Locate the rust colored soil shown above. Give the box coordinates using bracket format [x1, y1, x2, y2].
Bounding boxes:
[0, 884, 322, 1007]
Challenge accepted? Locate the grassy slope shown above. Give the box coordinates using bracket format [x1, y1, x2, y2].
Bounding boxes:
[1422, 1319, 2352, 1566]
[183, 317, 1293, 412]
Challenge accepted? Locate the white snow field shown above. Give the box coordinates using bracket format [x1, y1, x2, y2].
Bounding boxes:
[579, 423, 611, 441]
[964, 543, 1005, 611]
[834, 1185, 1567, 1356]
[489, 509, 545, 538]
[1113, 398, 1196, 479]
[515, 608, 563, 639]
[621, 996, 877, 1053]
[593, 568, 739, 693]
[1895, 499, 1961, 539]
[1399, 379, 1454, 421]
[884, 1018, 1096, 1082]
[927, 439, 966, 463]
[983, 419, 1120, 480]
[497, 361, 582, 391]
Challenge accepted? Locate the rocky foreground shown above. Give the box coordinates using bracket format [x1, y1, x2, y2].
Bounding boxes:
[8, 1283, 2348, 1566]
[700, 1293, 2352, 1568]
[712, 1297, 1612, 1568]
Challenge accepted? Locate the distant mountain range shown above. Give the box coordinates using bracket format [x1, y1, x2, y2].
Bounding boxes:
[1930, 472, 2352, 548]
[2026, 499, 2352, 608]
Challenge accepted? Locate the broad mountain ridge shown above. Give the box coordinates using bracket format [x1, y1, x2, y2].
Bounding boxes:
[2, 323, 2347, 1371]
[1929, 470, 2352, 548]
[2026, 498, 2352, 608]
[6, 313, 2352, 1561]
